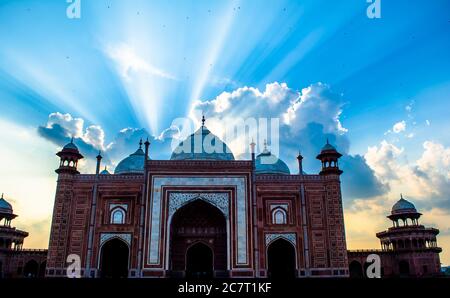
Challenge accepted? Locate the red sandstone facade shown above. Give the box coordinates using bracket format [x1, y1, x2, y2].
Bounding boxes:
[45, 127, 349, 278]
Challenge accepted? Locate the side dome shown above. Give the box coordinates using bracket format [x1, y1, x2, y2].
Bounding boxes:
[100, 167, 110, 175]
[391, 196, 417, 215]
[63, 142, 79, 151]
[321, 139, 337, 152]
[170, 125, 235, 161]
[61, 137, 80, 152]
[0, 194, 13, 214]
[255, 150, 290, 175]
[114, 142, 147, 175]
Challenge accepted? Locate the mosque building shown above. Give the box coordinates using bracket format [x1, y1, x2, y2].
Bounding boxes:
[2, 120, 439, 279]
[45, 121, 349, 278]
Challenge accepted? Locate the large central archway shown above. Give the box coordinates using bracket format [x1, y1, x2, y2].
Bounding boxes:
[100, 238, 129, 278]
[267, 239, 296, 279]
[170, 199, 227, 278]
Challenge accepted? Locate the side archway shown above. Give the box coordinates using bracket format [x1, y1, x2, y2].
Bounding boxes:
[349, 260, 364, 278]
[100, 238, 129, 278]
[24, 259, 39, 278]
[267, 238, 296, 279]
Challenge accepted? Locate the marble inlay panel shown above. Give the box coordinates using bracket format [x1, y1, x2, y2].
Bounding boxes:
[148, 176, 248, 265]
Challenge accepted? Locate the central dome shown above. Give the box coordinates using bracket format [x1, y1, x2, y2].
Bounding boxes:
[170, 125, 235, 161]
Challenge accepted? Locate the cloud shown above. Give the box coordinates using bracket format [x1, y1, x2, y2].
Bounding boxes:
[190, 82, 385, 203]
[45, 112, 84, 138]
[392, 120, 406, 133]
[365, 139, 450, 211]
[38, 113, 180, 173]
[36, 82, 387, 204]
[340, 154, 388, 199]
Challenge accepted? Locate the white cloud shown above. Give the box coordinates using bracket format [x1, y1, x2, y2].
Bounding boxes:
[190, 82, 348, 157]
[45, 112, 84, 138]
[365, 140, 450, 208]
[41, 112, 106, 151]
[365, 140, 404, 182]
[392, 120, 406, 133]
[83, 125, 105, 151]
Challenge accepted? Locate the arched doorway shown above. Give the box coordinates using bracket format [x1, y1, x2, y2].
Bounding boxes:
[24, 260, 39, 278]
[39, 261, 46, 278]
[186, 242, 214, 278]
[170, 199, 227, 278]
[349, 260, 364, 278]
[399, 260, 410, 277]
[267, 239, 296, 279]
[100, 238, 129, 278]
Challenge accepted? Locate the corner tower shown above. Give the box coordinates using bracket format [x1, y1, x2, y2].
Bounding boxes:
[46, 139, 83, 277]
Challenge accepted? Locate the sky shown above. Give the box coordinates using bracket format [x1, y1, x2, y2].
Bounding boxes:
[0, 0, 449, 265]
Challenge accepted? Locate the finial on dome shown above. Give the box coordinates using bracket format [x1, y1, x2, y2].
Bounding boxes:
[400, 193, 404, 200]
[139, 138, 143, 149]
[104, 166, 107, 170]
[326, 138, 329, 144]
[201, 114, 206, 127]
[1, 193, 3, 199]
[71, 136, 74, 143]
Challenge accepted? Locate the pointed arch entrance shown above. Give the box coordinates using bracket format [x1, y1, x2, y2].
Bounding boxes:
[169, 199, 227, 278]
[100, 238, 129, 278]
[267, 239, 296, 279]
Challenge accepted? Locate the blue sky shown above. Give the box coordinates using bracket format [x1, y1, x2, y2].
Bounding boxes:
[0, 0, 450, 264]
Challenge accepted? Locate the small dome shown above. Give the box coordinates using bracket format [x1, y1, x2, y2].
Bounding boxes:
[255, 150, 290, 175]
[321, 139, 336, 151]
[391, 196, 417, 215]
[62, 138, 79, 151]
[0, 194, 13, 214]
[100, 167, 110, 175]
[114, 143, 147, 175]
[170, 126, 235, 161]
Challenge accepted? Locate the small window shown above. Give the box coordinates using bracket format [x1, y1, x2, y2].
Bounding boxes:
[272, 208, 287, 224]
[111, 208, 125, 224]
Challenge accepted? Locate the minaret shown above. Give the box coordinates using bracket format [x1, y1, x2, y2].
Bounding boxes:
[47, 138, 83, 277]
[297, 150, 303, 175]
[95, 151, 102, 175]
[316, 139, 343, 175]
[316, 139, 347, 274]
